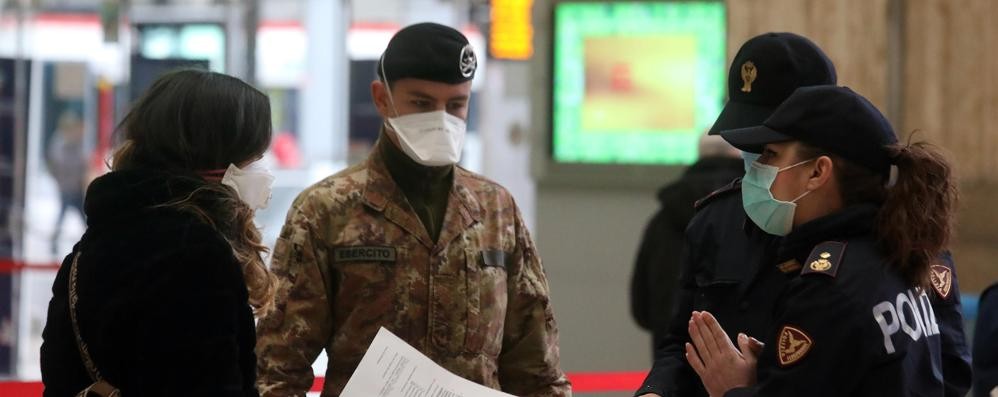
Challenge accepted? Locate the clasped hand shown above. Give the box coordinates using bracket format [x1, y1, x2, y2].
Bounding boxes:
[685, 311, 764, 397]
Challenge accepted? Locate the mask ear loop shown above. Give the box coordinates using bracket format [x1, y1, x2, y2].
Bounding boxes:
[379, 53, 401, 119]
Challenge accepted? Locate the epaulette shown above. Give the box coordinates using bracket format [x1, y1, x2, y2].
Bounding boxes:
[694, 178, 742, 211]
[801, 241, 847, 278]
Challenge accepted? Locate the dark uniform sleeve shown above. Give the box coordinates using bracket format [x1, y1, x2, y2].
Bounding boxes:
[496, 202, 572, 397]
[932, 253, 973, 397]
[630, 210, 662, 332]
[631, 208, 684, 335]
[256, 193, 336, 397]
[974, 283, 998, 397]
[635, 230, 702, 396]
[724, 276, 872, 397]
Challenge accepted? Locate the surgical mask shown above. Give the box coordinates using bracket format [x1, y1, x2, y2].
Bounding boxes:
[221, 162, 274, 210]
[379, 55, 467, 166]
[741, 151, 761, 173]
[742, 159, 814, 236]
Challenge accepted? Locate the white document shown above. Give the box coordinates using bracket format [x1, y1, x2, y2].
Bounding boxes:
[341, 327, 516, 397]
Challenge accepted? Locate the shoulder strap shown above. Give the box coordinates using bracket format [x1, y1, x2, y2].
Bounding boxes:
[69, 252, 123, 397]
[694, 178, 742, 211]
[801, 241, 847, 278]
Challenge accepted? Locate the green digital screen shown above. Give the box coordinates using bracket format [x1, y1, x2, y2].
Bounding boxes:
[552, 1, 726, 165]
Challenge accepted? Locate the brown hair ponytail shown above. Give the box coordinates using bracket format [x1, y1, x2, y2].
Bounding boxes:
[877, 142, 958, 285]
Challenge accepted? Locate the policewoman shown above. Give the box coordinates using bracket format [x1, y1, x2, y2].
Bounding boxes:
[637, 33, 970, 397]
[254, 23, 570, 396]
[685, 85, 957, 396]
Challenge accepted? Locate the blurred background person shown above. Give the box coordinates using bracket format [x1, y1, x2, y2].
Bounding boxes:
[630, 133, 741, 354]
[40, 69, 275, 396]
[45, 109, 87, 256]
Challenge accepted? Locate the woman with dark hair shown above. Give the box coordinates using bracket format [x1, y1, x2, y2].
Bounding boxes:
[681, 85, 960, 396]
[40, 69, 275, 396]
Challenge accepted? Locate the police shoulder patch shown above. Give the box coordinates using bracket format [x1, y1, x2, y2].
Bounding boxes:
[929, 264, 953, 299]
[801, 241, 846, 278]
[694, 178, 742, 211]
[777, 325, 813, 366]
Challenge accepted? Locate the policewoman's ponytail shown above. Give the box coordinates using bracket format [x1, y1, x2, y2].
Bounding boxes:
[877, 141, 958, 286]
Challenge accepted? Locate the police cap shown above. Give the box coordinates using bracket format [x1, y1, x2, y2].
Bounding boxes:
[377, 22, 477, 85]
[720, 85, 898, 177]
[708, 32, 837, 135]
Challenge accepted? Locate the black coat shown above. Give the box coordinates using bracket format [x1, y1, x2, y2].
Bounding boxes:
[40, 169, 259, 397]
[630, 157, 743, 347]
[637, 186, 972, 397]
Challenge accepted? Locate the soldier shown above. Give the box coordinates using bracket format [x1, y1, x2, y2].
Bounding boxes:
[689, 85, 960, 395]
[636, 33, 971, 397]
[255, 23, 571, 397]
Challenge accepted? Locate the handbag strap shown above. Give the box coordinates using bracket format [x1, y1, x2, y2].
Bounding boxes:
[68, 251, 124, 397]
[68, 251, 103, 382]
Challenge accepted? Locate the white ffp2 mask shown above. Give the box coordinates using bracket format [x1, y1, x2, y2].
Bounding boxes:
[221, 162, 274, 210]
[386, 110, 466, 166]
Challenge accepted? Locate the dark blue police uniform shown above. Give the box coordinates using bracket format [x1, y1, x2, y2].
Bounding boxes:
[725, 204, 950, 396]
[974, 282, 998, 397]
[636, 35, 971, 396]
[635, 186, 971, 397]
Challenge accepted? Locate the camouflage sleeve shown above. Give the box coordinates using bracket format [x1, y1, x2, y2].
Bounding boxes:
[256, 193, 335, 397]
[497, 200, 572, 397]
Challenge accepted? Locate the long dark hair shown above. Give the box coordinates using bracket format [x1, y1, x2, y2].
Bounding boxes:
[111, 69, 276, 314]
[799, 140, 959, 286]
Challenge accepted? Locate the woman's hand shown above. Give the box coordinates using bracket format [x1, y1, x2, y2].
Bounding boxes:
[685, 311, 764, 397]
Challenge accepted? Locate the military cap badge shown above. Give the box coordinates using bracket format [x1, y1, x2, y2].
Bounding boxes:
[460, 44, 477, 78]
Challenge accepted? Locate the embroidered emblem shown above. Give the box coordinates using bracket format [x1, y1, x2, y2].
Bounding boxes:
[778, 325, 813, 366]
[741, 61, 757, 92]
[929, 264, 953, 299]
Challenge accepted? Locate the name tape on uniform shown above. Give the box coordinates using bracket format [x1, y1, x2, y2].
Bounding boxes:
[334, 246, 398, 263]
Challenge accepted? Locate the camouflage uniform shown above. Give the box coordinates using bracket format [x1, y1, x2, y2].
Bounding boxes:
[256, 140, 571, 397]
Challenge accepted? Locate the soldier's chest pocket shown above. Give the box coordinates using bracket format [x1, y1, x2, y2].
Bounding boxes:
[333, 246, 399, 301]
[431, 249, 509, 357]
[692, 276, 739, 312]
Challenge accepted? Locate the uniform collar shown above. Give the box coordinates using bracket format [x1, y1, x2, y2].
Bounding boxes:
[362, 136, 482, 249]
[777, 204, 878, 264]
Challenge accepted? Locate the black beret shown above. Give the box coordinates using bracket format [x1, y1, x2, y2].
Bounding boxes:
[378, 22, 477, 85]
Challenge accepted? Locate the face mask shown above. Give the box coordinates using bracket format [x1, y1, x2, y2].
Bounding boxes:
[741, 151, 762, 173]
[221, 162, 274, 210]
[742, 159, 814, 236]
[378, 54, 467, 166]
[386, 110, 467, 166]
